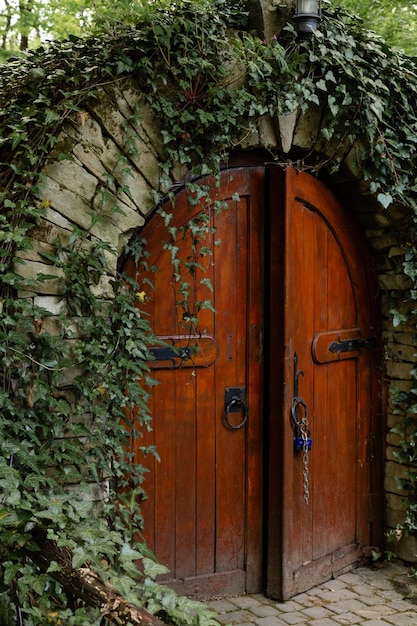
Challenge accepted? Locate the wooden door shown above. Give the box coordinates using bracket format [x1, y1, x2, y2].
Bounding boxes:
[126, 165, 380, 601]
[126, 168, 264, 598]
[267, 166, 380, 600]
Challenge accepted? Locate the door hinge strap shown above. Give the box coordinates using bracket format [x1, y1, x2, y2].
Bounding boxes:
[329, 336, 377, 355]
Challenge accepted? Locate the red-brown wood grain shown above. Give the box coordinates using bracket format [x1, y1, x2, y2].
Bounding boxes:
[268, 167, 380, 600]
[127, 168, 264, 597]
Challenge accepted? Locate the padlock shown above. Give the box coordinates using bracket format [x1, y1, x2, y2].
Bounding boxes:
[294, 435, 312, 451]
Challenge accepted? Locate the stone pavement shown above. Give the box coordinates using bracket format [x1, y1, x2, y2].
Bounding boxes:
[207, 562, 417, 625]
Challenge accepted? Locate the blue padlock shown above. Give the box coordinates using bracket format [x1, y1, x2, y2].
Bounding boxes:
[294, 436, 312, 451]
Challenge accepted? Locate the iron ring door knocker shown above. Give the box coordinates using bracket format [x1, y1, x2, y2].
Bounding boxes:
[224, 387, 248, 430]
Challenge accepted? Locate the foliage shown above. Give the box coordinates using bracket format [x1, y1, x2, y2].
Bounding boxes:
[1, 0, 417, 621]
[0, 227, 224, 624]
[0, 0, 136, 52]
[336, 0, 417, 57]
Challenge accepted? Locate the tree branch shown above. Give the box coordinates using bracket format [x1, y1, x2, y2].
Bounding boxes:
[27, 530, 166, 626]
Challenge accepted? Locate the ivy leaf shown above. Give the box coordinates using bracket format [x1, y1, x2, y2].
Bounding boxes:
[72, 546, 88, 569]
[369, 97, 384, 121]
[120, 543, 144, 560]
[46, 560, 61, 574]
[390, 308, 408, 327]
[377, 192, 393, 209]
[143, 557, 169, 578]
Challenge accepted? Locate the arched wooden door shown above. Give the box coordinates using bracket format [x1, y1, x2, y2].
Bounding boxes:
[125, 165, 381, 600]
[267, 166, 381, 600]
[126, 168, 265, 598]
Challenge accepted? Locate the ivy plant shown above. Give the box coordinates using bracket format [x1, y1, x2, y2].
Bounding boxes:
[1, 0, 417, 622]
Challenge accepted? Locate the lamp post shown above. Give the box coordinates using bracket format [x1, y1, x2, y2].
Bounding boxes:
[294, 0, 322, 37]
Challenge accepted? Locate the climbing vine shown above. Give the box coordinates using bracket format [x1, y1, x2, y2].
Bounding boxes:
[1, 0, 417, 622]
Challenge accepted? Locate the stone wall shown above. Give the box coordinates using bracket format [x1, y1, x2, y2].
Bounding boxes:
[16, 65, 415, 556]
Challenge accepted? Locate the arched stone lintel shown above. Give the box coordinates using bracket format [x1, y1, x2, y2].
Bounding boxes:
[23, 78, 404, 305]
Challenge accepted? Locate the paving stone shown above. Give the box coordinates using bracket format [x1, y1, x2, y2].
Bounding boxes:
[279, 612, 306, 624]
[208, 599, 238, 613]
[315, 588, 360, 603]
[250, 605, 285, 618]
[325, 599, 370, 615]
[208, 564, 417, 626]
[216, 610, 254, 624]
[252, 615, 288, 626]
[308, 617, 339, 626]
[338, 573, 364, 585]
[354, 591, 391, 606]
[230, 597, 264, 609]
[293, 586, 314, 604]
[361, 621, 392, 626]
[386, 599, 417, 611]
[385, 613, 417, 626]
[252, 593, 275, 604]
[377, 588, 409, 601]
[321, 579, 349, 591]
[285, 595, 319, 609]
[353, 604, 395, 619]
[273, 601, 304, 613]
[301, 605, 334, 619]
[332, 612, 362, 624]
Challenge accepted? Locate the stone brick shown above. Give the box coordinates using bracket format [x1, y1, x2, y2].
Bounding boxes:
[369, 233, 401, 251]
[277, 109, 298, 154]
[292, 105, 323, 150]
[121, 84, 163, 154]
[258, 115, 278, 149]
[379, 272, 412, 290]
[34, 295, 65, 315]
[385, 360, 413, 380]
[43, 159, 98, 201]
[384, 460, 408, 494]
[15, 259, 64, 295]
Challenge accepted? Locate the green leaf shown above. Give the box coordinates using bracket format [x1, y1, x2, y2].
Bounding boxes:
[143, 557, 169, 578]
[377, 192, 393, 209]
[72, 547, 88, 569]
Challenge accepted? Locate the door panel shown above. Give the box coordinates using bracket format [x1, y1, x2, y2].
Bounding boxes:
[126, 168, 264, 597]
[267, 166, 379, 600]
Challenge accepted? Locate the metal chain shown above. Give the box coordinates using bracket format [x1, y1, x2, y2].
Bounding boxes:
[300, 418, 310, 505]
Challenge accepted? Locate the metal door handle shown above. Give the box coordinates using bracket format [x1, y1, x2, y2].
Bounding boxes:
[224, 387, 247, 430]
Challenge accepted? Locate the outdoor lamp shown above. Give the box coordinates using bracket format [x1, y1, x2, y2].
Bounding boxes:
[294, 0, 322, 37]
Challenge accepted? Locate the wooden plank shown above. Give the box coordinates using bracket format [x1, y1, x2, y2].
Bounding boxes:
[266, 164, 286, 600]
[153, 369, 177, 576]
[175, 368, 197, 578]
[161, 569, 246, 599]
[196, 362, 216, 575]
[245, 166, 265, 592]
[215, 189, 247, 575]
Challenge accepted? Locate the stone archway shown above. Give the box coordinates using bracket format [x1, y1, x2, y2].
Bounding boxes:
[15, 16, 413, 561]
